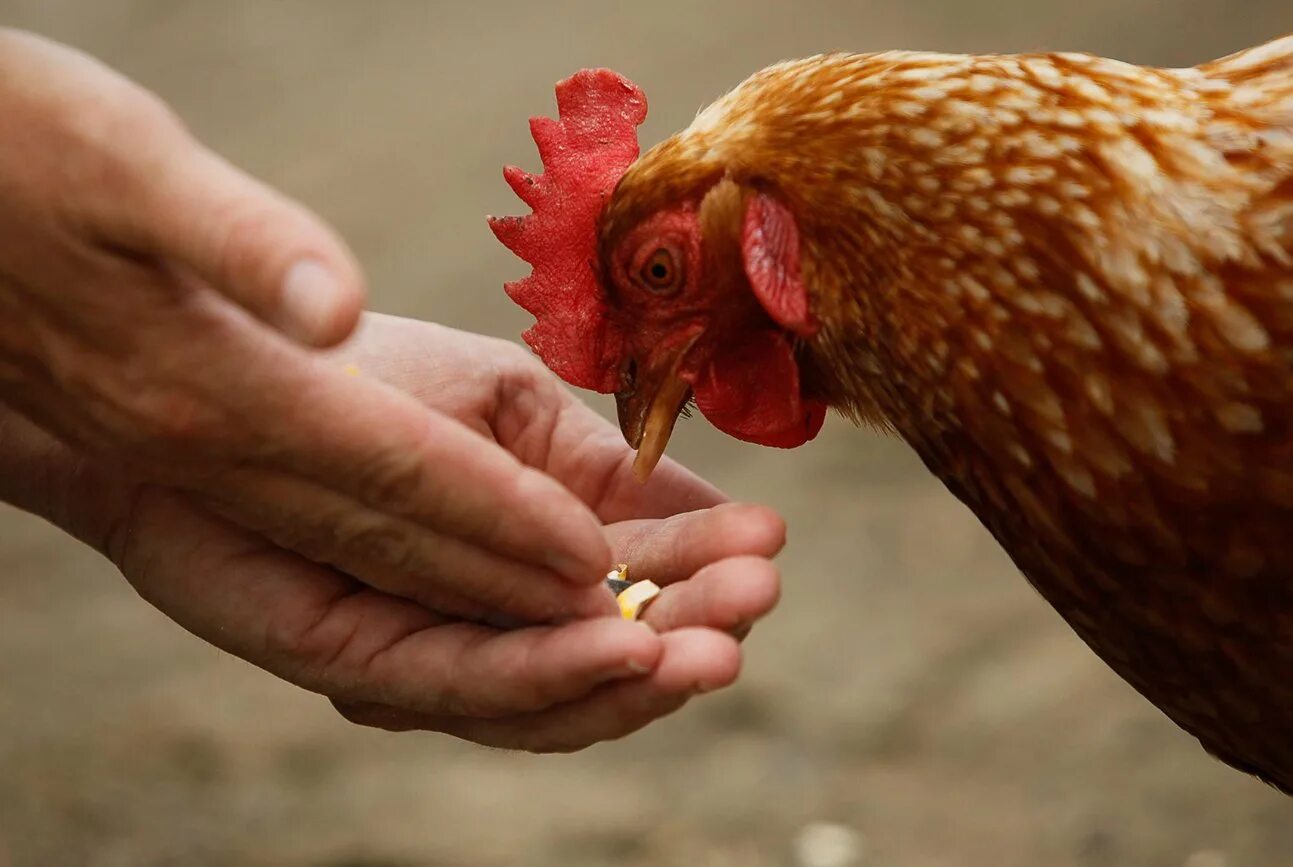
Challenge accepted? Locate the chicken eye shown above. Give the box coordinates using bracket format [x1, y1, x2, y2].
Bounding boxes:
[638, 247, 680, 294]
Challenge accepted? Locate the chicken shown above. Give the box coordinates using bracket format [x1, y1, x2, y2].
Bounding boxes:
[489, 36, 1293, 792]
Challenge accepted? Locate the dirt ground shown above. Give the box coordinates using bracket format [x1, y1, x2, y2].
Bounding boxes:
[1, 2, 1291, 865]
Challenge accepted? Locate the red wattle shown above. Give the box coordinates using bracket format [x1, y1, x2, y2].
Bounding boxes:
[692, 329, 826, 448]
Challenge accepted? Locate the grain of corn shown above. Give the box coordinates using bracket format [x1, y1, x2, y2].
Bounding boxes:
[616, 580, 661, 620]
[605, 564, 660, 620]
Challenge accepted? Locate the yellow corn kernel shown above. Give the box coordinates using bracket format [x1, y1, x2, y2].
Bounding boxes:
[616, 580, 661, 620]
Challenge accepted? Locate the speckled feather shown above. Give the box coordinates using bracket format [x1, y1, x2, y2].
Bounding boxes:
[607, 36, 1293, 791]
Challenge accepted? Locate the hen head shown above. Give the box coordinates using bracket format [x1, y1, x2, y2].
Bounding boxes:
[489, 70, 826, 480]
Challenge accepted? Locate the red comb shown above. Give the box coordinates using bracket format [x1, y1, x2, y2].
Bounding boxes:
[488, 69, 647, 393]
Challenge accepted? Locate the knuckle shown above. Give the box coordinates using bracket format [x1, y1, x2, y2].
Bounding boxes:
[432, 650, 484, 719]
[263, 589, 376, 696]
[262, 596, 342, 675]
[61, 79, 183, 153]
[483, 568, 562, 625]
[66, 378, 225, 461]
[337, 518, 420, 576]
[244, 510, 324, 559]
[61, 347, 231, 459]
[423, 630, 516, 720]
[349, 444, 427, 509]
[212, 200, 290, 294]
[55, 83, 188, 201]
[117, 387, 226, 454]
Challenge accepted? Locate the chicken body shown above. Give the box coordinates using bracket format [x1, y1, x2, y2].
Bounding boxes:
[603, 38, 1293, 791]
[493, 36, 1293, 790]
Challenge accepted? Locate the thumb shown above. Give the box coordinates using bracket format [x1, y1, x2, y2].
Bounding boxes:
[110, 134, 366, 347]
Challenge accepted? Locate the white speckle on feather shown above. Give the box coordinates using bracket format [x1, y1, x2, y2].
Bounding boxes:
[959, 274, 991, 301]
[1085, 373, 1116, 416]
[1047, 428, 1074, 454]
[1121, 401, 1176, 464]
[995, 189, 1032, 208]
[910, 127, 945, 148]
[1208, 301, 1270, 353]
[891, 101, 927, 118]
[1069, 205, 1102, 229]
[1059, 181, 1092, 200]
[1023, 58, 1063, 87]
[1100, 137, 1161, 186]
[1215, 402, 1264, 433]
[1056, 459, 1097, 498]
[1075, 273, 1107, 303]
[1069, 77, 1111, 103]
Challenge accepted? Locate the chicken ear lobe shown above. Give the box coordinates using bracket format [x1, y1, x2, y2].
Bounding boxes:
[741, 193, 818, 338]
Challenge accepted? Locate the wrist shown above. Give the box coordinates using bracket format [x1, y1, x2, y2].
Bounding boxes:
[0, 405, 69, 518]
[0, 404, 133, 556]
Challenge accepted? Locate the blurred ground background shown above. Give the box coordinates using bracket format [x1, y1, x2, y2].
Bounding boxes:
[1, 2, 1291, 865]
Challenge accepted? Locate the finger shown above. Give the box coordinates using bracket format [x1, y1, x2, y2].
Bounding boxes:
[134, 322, 615, 592]
[444, 628, 742, 752]
[200, 468, 616, 624]
[115, 489, 650, 717]
[340, 628, 742, 751]
[640, 556, 781, 637]
[242, 361, 615, 587]
[597, 450, 729, 522]
[538, 403, 728, 523]
[606, 502, 787, 586]
[356, 617, 664, 718]
[97, 129, 365, 347]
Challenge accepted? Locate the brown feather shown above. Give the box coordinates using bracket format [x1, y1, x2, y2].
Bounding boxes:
[611, 35, 1293, 791]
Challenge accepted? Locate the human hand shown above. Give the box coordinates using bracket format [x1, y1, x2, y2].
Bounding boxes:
[305, 314, 790, 744]
[0, 29, 634, 623]
[0, 347, 785, 750]
[118, 486, 783, 751]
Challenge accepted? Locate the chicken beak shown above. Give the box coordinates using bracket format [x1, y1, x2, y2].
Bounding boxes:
[615, 347, 694, 483]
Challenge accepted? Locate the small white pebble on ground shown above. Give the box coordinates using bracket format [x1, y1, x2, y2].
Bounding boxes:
[793, 821, 865, 867]
[1183, 851, 1228, 867]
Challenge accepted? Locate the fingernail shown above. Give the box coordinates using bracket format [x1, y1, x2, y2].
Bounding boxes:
[695, 681, 722, 694]
[625, 659, 653, 675]
[281, 258, 347, 343]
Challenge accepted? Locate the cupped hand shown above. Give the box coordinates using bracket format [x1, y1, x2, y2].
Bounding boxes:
[117, 486, 783, 751]
[0, 312, 787, 750]
[0, 29, 626, 622]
